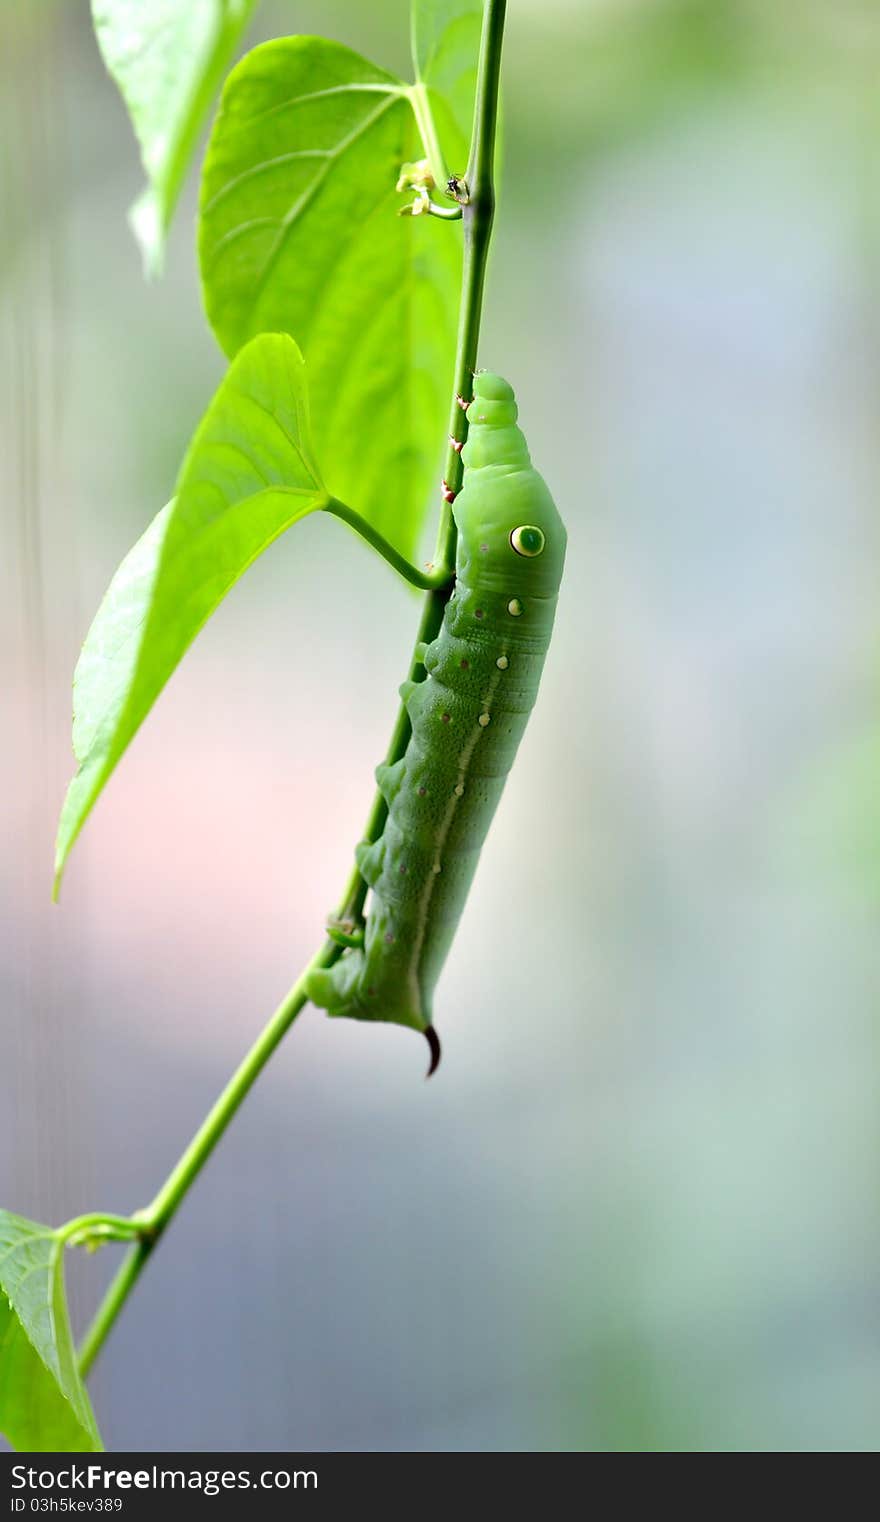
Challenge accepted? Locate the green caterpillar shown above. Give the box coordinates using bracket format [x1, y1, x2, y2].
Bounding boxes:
[307, 372, 566, 1070]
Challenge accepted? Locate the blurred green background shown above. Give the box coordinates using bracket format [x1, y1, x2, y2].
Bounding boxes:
[3, 0, 880, 1452]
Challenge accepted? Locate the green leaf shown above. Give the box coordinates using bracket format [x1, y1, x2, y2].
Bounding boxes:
[0, 1211, 102, 1453]
[91, 0, 257, 275]
[411, 0, 483, 177]
[54, 333, 328, 894]
[198, 37, 463, 557]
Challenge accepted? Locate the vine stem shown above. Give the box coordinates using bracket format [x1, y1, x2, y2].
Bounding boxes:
[77, 0, 507, 1381]
[78, 941, 338, 1378]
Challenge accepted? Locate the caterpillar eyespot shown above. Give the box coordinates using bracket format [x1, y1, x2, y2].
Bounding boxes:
[305, 371, 567, 1069]
[510, 524, 545, 558]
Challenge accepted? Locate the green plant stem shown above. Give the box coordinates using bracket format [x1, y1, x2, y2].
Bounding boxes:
[78, 940, 340, 1377]
[57, 1213, 143, 1248]
[77, 0, 507, 1381]
[407, 82, 449, 191]
[78, 1240, 152, 1380]
[424, 201, 462, 220]
[323, 498, 452, 591]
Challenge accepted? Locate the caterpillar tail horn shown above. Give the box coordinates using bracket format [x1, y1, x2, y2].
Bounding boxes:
[425, 1026, 442, 1079]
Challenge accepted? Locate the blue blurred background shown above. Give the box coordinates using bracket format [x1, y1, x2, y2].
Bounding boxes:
[3, 0, 880, 1452]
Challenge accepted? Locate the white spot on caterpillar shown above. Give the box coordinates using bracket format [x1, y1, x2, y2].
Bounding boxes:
[508, 598, 523, 616]
[432, 862, 442, 874]
[496, 655, 509, 669]
[478, 712, 491, 727]
[454, 783, 465, 797]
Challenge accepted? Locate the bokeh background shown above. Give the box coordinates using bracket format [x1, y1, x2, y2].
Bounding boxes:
[3, 0, 880, 1452]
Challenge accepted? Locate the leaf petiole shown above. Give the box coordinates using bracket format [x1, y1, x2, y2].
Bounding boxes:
[57, 1214, 148, 1252]
[398, 194, 463, 219]
[406, 81, 451, 192]
[324, 499, 453, 591]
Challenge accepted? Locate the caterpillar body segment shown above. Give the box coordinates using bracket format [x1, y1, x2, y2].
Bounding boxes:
[306, 373, 567, 1061]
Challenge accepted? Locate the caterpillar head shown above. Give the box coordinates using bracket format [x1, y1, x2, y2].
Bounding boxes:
[457, 372, 566, 597]
[461, 373, 527, 469]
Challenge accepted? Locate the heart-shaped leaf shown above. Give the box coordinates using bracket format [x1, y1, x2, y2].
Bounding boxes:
[54, 333, 329, 893]
[199, 36, 464, 557]
[91, 0, 257, 273]
[0, 1211, 102, 1452]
